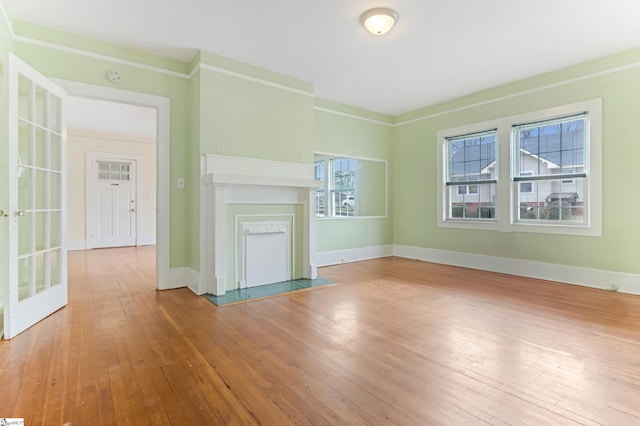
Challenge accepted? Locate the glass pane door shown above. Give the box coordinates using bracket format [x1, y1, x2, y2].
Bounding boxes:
[6, 54, 67, 339]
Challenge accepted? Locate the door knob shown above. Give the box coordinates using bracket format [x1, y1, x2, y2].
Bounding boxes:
[130, 208, 135, 212]
[0, 209, 7, 217]
[16, 210, 26, 217]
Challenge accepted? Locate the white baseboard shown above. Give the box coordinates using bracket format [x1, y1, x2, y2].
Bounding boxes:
[317, 244, 393, 267]
[393, 244, 640, 295]
[168, 267, 202, 293]
[69, 237, 156, 251]
[139, 235, 156, 246]
[68, 240, 87, 251]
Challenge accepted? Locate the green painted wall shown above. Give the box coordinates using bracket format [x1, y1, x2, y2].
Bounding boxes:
[313, 101, 394, 252]
[187, 70, 201, 270]
[198, 63, 314, 163]
[392, 48, 640, 274]
[10, 22, 191, 269]
[191, 54, 315, 271]
[8, 11, 638, 281]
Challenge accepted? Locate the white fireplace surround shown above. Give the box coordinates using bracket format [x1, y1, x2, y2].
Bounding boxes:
[199, 154, 321, 296]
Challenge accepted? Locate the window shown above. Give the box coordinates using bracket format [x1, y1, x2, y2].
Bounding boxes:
[331, 157, 356, 217]
[444, 130, 497, 220]
[98, 161, 131, 181]
[314, 152, 388, 218]
[314, 161, 325, 216]
[437, 98, 602, 236]
[514, 114, 587, 224]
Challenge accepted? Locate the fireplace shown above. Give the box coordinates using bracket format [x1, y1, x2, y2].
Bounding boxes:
[199, 155, 320, 296]
[240, 221, 291, 288]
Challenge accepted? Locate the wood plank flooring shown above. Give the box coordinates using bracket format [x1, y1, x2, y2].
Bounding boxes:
[1, 246, 640, 425]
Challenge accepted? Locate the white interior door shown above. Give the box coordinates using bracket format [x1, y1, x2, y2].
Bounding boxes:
[91, 159, 137, 248]
[4, 54, 67, 339]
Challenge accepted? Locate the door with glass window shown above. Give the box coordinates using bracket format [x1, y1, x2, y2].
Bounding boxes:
[4, 54, 67, 339]
[93, 160, 137, 248]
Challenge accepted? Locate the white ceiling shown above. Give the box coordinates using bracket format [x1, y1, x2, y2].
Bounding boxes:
[67, 97, 157, 139]
[7, 1, 640, 116]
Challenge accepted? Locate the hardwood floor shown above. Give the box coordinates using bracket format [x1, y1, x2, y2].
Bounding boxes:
[1, 247, 640, 425]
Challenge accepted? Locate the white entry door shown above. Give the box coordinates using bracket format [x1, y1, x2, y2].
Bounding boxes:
[90, 159, 137, 248]
[4, 54, 68, 339]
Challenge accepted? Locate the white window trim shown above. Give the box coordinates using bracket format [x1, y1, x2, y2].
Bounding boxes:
[436, 98, 602, 236]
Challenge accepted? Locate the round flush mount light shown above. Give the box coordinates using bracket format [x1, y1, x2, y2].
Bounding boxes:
[360, 7, 398, 35]
[107, 70, 122, 84]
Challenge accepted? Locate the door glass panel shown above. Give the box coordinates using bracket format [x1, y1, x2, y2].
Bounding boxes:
[99, 165, 109, 180]
[18, 167, 32, 210]
[50, 133, 61, 171]
[18, 74, 31, 120]
[50, 95, 61, 133]
[50, 172, 61, 210]
[50, 211, 61, 248]
[18, 256, 32, 302]
[50, 249, 61, 287]
[35, 212, 47, 252]
[35, 84, 47, 128]
[110, 163, 121, 180]
[35, 252, 47, 294]
[35, 169, 47, 210]
[18, 121, 32, 165]
[35, 128, 46, 169]
[18, 214, 32, 256]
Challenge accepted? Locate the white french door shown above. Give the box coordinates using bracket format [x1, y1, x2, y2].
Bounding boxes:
[4, 54, 67, 339]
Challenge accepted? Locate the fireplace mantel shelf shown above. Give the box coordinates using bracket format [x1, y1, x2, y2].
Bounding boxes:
[204, 172, 321, 189]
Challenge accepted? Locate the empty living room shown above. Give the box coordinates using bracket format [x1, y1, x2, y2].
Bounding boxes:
[1, 1, 640, 424]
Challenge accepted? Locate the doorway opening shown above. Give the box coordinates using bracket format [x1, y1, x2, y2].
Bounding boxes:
[55, 79, 170, 291]
[67, 97, 157, 277]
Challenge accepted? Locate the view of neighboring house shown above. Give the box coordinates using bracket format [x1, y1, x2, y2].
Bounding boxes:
[448, 115, 585, 222]
[315, 156, 356, 217]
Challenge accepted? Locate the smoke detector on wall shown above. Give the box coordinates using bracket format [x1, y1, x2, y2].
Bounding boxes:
[106, 70, 122, 84]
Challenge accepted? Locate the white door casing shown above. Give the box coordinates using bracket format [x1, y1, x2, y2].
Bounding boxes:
[53, 79, 170, 290]
[5, 54, 68, 339]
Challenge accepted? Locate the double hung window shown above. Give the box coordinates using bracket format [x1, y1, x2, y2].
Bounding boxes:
[513, 114, 587, 224]
[445, 130, 497, 220]
[437, 99, 601, 236]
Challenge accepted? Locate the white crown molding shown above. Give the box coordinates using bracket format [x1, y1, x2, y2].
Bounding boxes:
[3, 4, 640, 125]
[196, 63, 315, 98]
[13, 35, 190, 79]
[0, 1, 315, 98]
[395, 60, 640, 127]
[314, 106, 393, 127]
[393, 244, 640, 296]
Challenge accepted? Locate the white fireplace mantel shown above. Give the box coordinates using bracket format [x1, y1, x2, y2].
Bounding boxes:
[198, 154, 321, 296]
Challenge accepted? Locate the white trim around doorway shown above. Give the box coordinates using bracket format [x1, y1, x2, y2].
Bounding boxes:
[51, 79, 171, 290]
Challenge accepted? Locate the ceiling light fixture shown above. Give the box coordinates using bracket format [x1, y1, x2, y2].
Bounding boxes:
[360, 7, 398, 35]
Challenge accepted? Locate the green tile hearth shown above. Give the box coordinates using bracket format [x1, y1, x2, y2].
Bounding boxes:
[204, 277, 334, 306]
